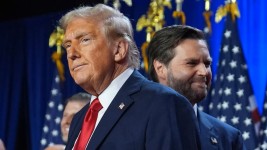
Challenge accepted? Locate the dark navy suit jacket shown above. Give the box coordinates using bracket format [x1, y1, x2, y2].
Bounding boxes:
[65, 70, 201, 150]
[198, 109, 245, 150]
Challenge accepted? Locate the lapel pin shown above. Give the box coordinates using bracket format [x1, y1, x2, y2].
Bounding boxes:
[118, 103, 125, 110]
[210, 137, 218, 144]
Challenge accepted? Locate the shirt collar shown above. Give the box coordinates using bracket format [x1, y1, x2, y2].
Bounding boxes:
[193, 104, 198, 117]
[91, 68, 134, 110]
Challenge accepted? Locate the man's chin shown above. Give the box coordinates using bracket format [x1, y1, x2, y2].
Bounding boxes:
[191, 90, 207, 101]
[62, 135, 68, 143]
[193, 86, 207, 94]
[74, 78, 86, 86]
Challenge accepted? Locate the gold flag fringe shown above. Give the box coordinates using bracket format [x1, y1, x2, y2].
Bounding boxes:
[215, 2, 240, 23]
[172, 11, 186, 25]
[49, 26, 65, 82]
[203, 11, 212, 33]
[51, 52, 65, 81]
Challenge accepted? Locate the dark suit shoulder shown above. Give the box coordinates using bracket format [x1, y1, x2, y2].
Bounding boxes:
[200, 111, 241, 135]
[125, 71, 191, 106]
[117, 70, 201, 149]
[142, 77, 188, 99]
[198, 111, 245, 150]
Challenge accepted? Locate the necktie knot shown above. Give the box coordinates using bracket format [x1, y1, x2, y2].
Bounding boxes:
[90, 98, 103, 112]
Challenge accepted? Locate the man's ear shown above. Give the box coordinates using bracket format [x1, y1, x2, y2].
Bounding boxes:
[153, 59, 167, 83]
[114, 39, 128, 62]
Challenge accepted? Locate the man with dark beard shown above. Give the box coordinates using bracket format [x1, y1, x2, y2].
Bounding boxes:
[147, 25, 246, 150]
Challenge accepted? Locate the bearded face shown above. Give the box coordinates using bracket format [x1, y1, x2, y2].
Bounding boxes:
[167, 69, 211, 104]
[163, 39, 212, 105]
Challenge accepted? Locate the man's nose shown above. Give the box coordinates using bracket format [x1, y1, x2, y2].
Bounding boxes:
[197, 63, 209, 76]
[67, 45, 80, 60]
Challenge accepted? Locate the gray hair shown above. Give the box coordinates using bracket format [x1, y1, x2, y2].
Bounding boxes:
[59, 4, 140, 69]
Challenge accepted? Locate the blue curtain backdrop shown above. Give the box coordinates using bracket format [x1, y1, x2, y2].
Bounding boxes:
[0, 0, 266, 150]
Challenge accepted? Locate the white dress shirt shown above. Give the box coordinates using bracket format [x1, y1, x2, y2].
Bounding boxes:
[73, 68, 134, 149]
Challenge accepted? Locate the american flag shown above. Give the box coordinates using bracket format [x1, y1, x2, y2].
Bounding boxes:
[259, 87, 267, 150]
[40, 69, 64, 149]
[207, 13, 260, 149]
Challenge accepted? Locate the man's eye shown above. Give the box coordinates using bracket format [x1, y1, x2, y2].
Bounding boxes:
[63, 43, 71, 49]
[187, 62, 197, 65]
[66, 44, 71, 49]
[81, 38, 90, 43]
[205, 61, 212, 67]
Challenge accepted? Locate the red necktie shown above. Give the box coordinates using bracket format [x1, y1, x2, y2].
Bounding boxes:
[74, 98, 103, 150]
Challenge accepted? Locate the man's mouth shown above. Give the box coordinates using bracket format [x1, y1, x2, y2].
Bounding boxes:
[72, 64, 85, 71]
[193, 81, 207, 88]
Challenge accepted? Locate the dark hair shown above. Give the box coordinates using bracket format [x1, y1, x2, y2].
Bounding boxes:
[64, 92, 91, 108]
[147, 25, 206, 82]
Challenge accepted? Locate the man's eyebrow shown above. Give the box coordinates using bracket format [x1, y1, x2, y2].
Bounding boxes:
[184, 58, 198, 61]
[62, 32, 93, 46]
[62, 39, 70, 48]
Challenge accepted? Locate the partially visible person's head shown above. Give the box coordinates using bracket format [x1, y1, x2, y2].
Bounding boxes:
[147, 25, 212, 105]
[0, 139, 5, 150]
[61, 92, 91, 143]
[59, 4, 140, 95]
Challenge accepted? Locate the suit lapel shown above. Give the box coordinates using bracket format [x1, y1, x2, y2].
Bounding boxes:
[198, 110, 220, 149]
[87, 70, 143, 149]
[66, 103, 90, 149]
